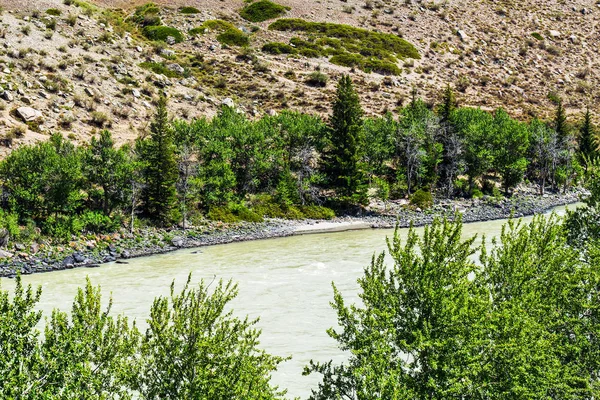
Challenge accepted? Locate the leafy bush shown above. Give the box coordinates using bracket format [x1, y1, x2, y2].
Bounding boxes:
[240, 0, 289, 22]
[410, 189, 433, 209]
[79, 211, 120, 233]
[142, 26, 184, 43]
[179, 6, 200, 14]
[299, 205, 335, 220]
[130, 2, 161, 27]
[189, 19, 236, 36]
[262, 42, 297, 55]
[46, 8, 62, 16]
[269, 19, 420, 60]
[531, 32, 543, 40]
[217, 28, 249, 46]
[207, 204, 263, 223]
[139, 61, 181, 77]
[306, 71, 328, 87]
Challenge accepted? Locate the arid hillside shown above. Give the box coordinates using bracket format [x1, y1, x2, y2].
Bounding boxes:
[0, 0, 597, 152]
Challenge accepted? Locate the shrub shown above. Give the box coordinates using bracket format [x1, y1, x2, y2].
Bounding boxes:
[189, 20, 235, 36]
[142, 26, 184, 43]
[240, 0, 290, 22]
[79, 211, 120, 233]
[207, 204, 263, 223]
[140, 61, 181, 77]
[306, 71, 328, 87]
[531, 32, 543, 41]
[216, 28, 249, 47]
[410, 189, 433, 209]
[63, 0, 74, 4]
[45, 18, 57, 30]
[299, 205, 335, 220]
[179, 6, 200, 14]
[46, 8, 62, 16]
[262, 42, 296, 54]
[130, 2, 161, 27]
[90, 111, 109, 127]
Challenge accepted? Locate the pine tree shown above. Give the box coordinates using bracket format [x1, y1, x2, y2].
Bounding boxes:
[140, 96, 178, 226]
[578, 107, 596, 169]
[554, 98, 568, 144]
[325, 75, 367, 205]
[438, 84, 456, 124]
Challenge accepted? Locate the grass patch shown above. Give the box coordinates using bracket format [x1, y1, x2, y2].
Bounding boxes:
[262, 42, 296, 54]
[240, 0, 290, 22]
[142, 26, 184, 43]
[180, 6, 200, 14]
[266, 18, 419, 75]
[531, 32, 544, 40]
[46, 8, 62, 16]
[130, 2, 161, 27]
[189, 19, 236, 35]
[217, 28, 249, 46]
[306, 71, 328, 87]
[139, 61, 181, 78]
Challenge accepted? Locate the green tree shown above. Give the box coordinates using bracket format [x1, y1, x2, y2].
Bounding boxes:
[554, 97, 568, 145]
[578, 107, 596, 170]
[324, 75, 367, 205]
[135, 275, 287, 399]
[307, 216, 600, 399]
[85, 130, 135, 215]
[491, 108, 529, 195]
[139, 96, 179, 226]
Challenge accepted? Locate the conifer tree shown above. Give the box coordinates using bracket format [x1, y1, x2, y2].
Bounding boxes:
[139, 96, 178, 226]
[324, 75, 367, 205]
[578, 107, 596, 170]
[554, 98, 568, 145]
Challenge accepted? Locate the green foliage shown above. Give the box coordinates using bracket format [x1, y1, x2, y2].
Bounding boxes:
[491, 108, 529, 194]
[217, 28, 249, 46]
[240, 0, 289, 22]
[307, 216, 600, 398]
[325, 75, 367, 205]
[179, 6, 200, 14]
[409, 188, 433, 208]
[579, 108, 597, 167]
[139, 96, 179, 226]
[262, 41, 297, 54]
[189, 19, 236, 36]
[531, 32, 544, 40]
[46, 8, 62, 16]
[207, 204, 263, 223]
[142, 25, 184, 43]
[130, 2, 161, 27]
[135, 275, 286, 398]
[299, 205, 335, 220]
[0, 274, 285, 398]
[139, 61, 181, 77]
[306, 71, 328, 87]
[269, 19, 419, 58]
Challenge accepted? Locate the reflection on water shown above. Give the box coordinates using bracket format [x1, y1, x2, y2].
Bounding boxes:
[0, 203, 582, 398]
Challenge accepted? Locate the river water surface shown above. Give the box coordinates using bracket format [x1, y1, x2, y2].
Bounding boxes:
[0, 204, 580, 399]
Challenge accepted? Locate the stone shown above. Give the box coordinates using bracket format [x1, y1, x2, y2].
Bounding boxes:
[166, 36, 177, 45]
[167, 63, 185, 75]
[549, 30, 561, 38]
[136, 46, 143, 52]
[73, 252, 85, 263]
[1, 91, 13, 101]
[161, 48, 175, 57]
[62, 255, 75, 266]
[0, 250, 13, 259]
[16, 107, 42, 122]
[171, 236, 185, 247]
[39, 91, 50, 99]
[457, 30, 468, 42]
[14, 243, 25, 251]
[222, 97, 235, 108]
[132, 88, 141, 98]
[85, 87, 96, 97]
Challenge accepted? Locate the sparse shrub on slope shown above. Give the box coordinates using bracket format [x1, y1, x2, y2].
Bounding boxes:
[142, 26, 184, 43]
[240, 0, 290, 23]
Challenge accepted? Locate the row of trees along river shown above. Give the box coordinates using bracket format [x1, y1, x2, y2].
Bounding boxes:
[0, 76, 596, 243]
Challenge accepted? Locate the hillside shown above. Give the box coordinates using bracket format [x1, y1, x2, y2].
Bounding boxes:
[0, 0, 597, 151]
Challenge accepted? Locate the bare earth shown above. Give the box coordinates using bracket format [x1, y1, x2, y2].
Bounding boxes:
[0, 0, 597, 153]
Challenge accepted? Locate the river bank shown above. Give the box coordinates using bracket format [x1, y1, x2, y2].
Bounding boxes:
[0, 191, 583, 277]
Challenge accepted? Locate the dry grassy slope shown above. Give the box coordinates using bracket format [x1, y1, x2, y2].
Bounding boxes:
[0, 0, 597, 154]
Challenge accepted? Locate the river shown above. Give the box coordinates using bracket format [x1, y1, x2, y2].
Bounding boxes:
[0, 204, 580, 398]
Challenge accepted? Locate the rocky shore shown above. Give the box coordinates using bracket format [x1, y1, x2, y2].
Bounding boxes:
[0, 191, 583, 278]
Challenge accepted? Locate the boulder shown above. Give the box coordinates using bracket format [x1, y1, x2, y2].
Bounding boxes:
[549, 30, 561, 38]
[457, 30, 468, 42]
[166, 36, 177, 45]
[171, 236, 185, 247]
[16, 107, 42, 122]
[132, 89, 141, 98]
[167, 63, 185, 75]
[222, 97, 235, 108]
[1, 91, 13, 101]
[0, 249, 13, 259]
[73, 252, 85, 263]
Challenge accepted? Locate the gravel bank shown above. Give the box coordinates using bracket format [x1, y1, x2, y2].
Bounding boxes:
[0, 191, 582, 278]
